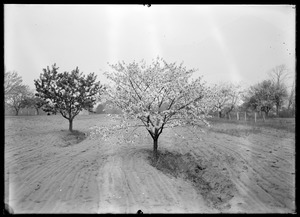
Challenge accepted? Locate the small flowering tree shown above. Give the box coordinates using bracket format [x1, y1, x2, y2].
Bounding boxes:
[210, 83, 233, 118]
[211, 82, 244, 119]
[103, 57, 214, 161]
[34, 64, 102, 131]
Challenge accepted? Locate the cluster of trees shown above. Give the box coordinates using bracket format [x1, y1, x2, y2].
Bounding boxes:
[209, 82, 243, 119]
[94, 101, 122, 114]
[203, 65, 295, 121]
[5, 59, 295, 162]
[4, 71, 42, 116]
[5, 66, 102, 132]
[241, 64, 295, 119]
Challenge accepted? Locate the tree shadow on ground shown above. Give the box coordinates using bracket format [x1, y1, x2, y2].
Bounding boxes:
[145, 149, 237, 211]
[60, 130, 87, 147]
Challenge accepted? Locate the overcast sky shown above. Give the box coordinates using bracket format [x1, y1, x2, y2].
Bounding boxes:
[4, 4, 295, 91]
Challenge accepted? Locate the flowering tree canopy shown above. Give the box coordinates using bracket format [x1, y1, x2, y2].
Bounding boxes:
[103, 57, 214, 161]
[34, 64, 103, 131]
[210, 82, 244, 118]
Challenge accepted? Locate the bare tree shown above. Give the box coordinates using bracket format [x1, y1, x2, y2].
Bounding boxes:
[287, 80, 295, 112]
[4, 71, 23, 97]
[268, 64, 289, 116]
[6, 85, 31, 116]
[269, 64, 290, 85]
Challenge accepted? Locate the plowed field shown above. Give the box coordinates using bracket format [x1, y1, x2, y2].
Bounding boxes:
[4, 115, 295, 213]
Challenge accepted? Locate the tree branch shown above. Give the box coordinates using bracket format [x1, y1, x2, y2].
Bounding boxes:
[176, 95, 203, 111]
[60, 110, 69, 120]
[129, 78, 142, 101]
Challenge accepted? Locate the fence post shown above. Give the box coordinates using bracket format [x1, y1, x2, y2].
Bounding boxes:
[237, 112, 239, 120]
[254, 112, 257, 123]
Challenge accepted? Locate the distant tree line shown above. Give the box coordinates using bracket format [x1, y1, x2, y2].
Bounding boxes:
[5, 62, 294, 131]
[207, 64, 294, 119]
[4, 59, 295, 162]
[240, 64, 294, 118]
[5, 66, 103, 131]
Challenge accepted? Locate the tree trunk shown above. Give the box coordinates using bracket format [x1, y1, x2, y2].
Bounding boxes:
[276, 105, 279, 117]
[36, 108, 39, 115]
[218, 111, 222, 118]
[15, 107, 19, 116]
[69, 118, 73, 132]
[265, 109, 269, 117]
[153, 138, 158, 162]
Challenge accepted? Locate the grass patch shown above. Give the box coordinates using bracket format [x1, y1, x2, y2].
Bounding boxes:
[147, 149, 237, 210]
[208, 117, 295, 133]
[61, 130, 87, 147]
[209, 127, 262, 137]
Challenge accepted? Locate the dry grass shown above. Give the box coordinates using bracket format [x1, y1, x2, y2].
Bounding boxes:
[60, 130, 87, 147]
[208, 126, 262, 137]
[208, 117, 295, 133]
[147, 149, 237, 210]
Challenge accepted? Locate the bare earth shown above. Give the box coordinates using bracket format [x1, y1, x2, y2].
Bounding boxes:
[4, 115, 295, 213]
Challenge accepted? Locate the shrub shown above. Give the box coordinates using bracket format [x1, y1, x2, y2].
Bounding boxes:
[278, 109, 295, 118]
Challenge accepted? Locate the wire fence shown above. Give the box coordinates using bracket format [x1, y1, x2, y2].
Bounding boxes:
[211, 111, 281, 123]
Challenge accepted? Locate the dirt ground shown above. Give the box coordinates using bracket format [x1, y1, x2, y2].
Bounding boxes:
[4, 114, 295, 213]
